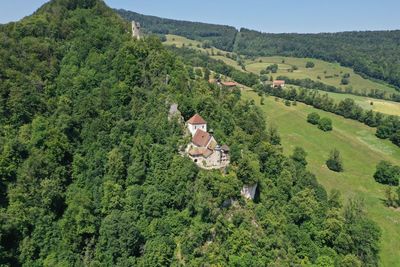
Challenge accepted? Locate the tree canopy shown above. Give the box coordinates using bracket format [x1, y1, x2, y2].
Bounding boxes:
[0, 0, 381, 266]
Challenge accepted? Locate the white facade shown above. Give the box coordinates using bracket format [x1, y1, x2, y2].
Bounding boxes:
[132, 21, 142, 39]
[188, 149, 230, 170]
[188, 123, 207, 136]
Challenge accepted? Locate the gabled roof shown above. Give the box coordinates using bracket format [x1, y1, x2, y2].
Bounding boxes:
[273, 80, 285, 85]
[187, 114, 206, 125]
[192, 129, 211, 147]
[221, 81, 237, 87]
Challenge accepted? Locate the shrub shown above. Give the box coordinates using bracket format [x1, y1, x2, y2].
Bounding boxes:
[266, 64, 278, 73]
[374, 161, 400, 186]
[285, 100, 291, 106]
[307, 112, 320, 125]
[326, 149, 343, 172]
[341, 77, 350, 85]
[305, 61, 315, 68]
[318, 117, 333, 131]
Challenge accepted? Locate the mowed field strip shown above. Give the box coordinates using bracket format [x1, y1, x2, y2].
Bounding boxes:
[242, 89, 400, 267]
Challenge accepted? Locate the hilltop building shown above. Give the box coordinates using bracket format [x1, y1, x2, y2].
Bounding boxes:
[187, 114, 207, 135]
[132, 21, 142, 39]
[185, 114, 230, 169]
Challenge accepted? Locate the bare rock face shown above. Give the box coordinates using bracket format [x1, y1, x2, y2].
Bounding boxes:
[132, 21, 142, 39]
[241, 184, 257, 200]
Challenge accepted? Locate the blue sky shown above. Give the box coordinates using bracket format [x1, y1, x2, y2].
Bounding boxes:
[1, 0, 399, 33]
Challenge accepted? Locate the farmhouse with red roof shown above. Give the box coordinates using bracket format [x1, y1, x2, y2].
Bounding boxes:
[185, 114, 230, 169]
[272, 80, 285, 88]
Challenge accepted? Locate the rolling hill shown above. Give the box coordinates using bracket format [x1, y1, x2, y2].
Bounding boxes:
[117, 9, 400, 90]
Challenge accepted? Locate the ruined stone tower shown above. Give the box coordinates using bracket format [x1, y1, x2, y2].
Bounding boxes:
[132, 21, 142, 39]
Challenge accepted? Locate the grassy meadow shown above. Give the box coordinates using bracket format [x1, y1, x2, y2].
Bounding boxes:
[282, 85, 400, 116]
[321, 89, 400, 116]
[245, 56, 397, 95]
[164, 34, 244, 71]
[164, 35, 398, 97]
[242, 89, 400, 267]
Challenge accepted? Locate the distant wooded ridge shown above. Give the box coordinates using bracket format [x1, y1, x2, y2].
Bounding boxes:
[117, 9, 400, 89]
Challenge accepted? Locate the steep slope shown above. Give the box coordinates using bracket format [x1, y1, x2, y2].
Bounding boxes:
[0, 0, 381, 266]
[116, 9, 237, 51]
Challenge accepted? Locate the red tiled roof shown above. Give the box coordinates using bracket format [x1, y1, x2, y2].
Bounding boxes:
[273, 80, 285, 85]
[192, 129, 211, 147]
[221, 81, 237, 87]
[187, 114, 206, 124]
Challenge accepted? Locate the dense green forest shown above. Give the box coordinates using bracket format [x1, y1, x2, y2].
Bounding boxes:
[0, 0, 381, 266]
[116, 9, 237, 51]
[117, 9, 400, 90]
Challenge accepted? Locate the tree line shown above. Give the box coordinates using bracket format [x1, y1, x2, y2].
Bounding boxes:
[235, 28, 400, 89]
[276, 76, 400, 103]
[255, 84, 400, 148]
[118, 9, 400, 91]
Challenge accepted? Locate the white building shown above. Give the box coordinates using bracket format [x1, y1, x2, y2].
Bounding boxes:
[132, 21, 142, 39]
[187, 114, 207, 136]
[185, 114, 229, 169]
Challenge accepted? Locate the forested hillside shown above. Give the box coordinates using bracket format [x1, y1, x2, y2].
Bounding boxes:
[0, 0, 380, 266]
[234, 29, 400, 89]
[117, 9, 400, 89]
[116, 9, 237, 51]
